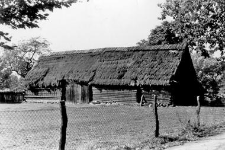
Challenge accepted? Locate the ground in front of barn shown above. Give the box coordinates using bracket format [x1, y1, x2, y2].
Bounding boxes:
[1, 102, 225, 150]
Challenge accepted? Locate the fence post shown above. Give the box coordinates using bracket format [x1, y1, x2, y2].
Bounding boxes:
[196, 96, 201, 127]
[59, 80, 68, 150]
[153, 94, 159, 137]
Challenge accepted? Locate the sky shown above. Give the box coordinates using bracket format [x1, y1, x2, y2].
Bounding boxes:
[2, 0, 166, 52]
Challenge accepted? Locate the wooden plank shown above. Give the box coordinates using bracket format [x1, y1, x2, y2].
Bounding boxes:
[66, 82, 81, 103]
[92, 87, 137, 104]
[81, 85, 89, 103]
[142, 90, 171, 106]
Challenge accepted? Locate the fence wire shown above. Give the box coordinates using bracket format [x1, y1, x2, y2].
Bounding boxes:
[0, 103, 61, 150]
[1, 101, 225, 150]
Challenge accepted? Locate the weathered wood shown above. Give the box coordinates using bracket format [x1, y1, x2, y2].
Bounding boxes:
[66, 82, 81, 103]
[196, 96, 201, 127]
[59, 80, 68, 150]
[152, 94, 159, 137]
[88, 85, 93, 103]
[81, 85, 89, 103]
[140, 94, 147, 106]
[66, 82, 91, 104]
[92, 87, 137, 104]
[0, 91, 25, 103]
[140, 95, 144, 106]
[142, 90, 171, 106]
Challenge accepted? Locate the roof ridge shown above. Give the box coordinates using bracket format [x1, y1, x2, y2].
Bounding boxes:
[49, 43, 187, 56]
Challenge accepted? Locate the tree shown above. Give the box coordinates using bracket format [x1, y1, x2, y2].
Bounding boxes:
[158, 0, 225, 57]
[8, 74, 20, 90]
[0, 68, 12, 89]
[137, 21, 182, 46]
[0, 0, 75, 49]
[192, 53, 225, 100]
[0, 64, 23, 90]
[2, 37, 51, 78]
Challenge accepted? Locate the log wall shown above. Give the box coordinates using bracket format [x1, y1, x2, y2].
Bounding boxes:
[92, 87, 137, 104]
[142, 90, 172, 106]
[0, 91, 24, 103]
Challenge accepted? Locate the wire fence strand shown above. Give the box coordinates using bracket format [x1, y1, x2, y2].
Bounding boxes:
[1, 102, 225, 150]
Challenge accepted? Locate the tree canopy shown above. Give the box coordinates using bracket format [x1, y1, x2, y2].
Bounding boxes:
[192, 54, 225, 100]
[0, 0, 76, 49]
[138, 0, 225, 57]
[158, 0, 225, 56]
[1, 37, 51, 78]
[137, 21, 182, 47]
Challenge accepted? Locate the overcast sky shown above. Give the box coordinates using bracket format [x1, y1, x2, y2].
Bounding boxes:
[2, 0, 165, 52]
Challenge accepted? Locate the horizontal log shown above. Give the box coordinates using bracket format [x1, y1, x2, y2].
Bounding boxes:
[92, 87, 137, 104]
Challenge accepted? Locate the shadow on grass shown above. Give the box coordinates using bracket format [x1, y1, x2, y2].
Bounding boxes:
[133, 122, 225, 150]
[133, 135, 181, 150]
[89, 122, 225, 150]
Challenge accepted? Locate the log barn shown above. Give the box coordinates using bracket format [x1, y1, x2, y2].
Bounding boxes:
[25, 43, 203, 106]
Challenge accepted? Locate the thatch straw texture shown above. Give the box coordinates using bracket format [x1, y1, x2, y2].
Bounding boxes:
[25, 43, 187, 87]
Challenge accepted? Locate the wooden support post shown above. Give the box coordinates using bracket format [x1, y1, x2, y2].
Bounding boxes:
[153, 94, 159, 137]
[140, 94, 144, 107]
[196, 96, 201, 127]
[59, 80, 68, 150]
[88, 84, 93, 103]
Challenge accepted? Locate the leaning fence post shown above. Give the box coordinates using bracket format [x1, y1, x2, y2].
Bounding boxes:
[152, 94, 159, 137]
[59, 80, 68, 150]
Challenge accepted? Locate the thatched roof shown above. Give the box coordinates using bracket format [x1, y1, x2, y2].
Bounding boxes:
[25, 43, 188, 87]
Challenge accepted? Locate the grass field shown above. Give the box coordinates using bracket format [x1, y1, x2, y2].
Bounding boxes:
[1, 102, 225, 150]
